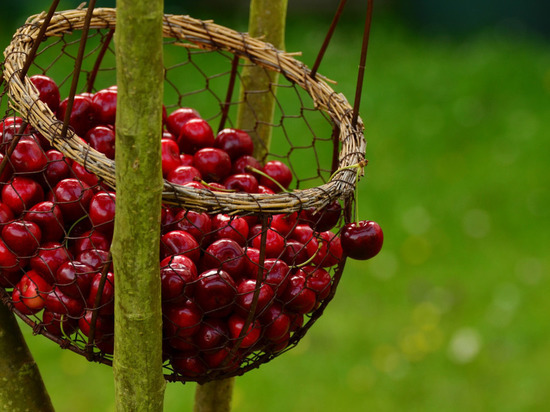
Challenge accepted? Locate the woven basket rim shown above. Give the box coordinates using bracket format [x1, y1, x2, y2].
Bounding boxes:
[2, 7, 366, 215]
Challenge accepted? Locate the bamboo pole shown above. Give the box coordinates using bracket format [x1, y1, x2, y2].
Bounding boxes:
[0, 304, 55, 412]
[235, 0, 288, 162]
[194, 1, 288, 411]
[112, 1, 166, 411]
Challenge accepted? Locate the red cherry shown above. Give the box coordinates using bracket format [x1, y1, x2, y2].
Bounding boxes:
[160, 259, 197, 306]
[214, 128, 254, 160]
[77, 249, 112, 272]
[88, 191, 116, 236]
[12, 270, 52, 313]
[160, 254, 198, 279]
[164, 300, 202, 341]
[171, 354, 206, 377]
[174, 209, 212, 246]
[179, 153, 194, 166]
[260, 160, 292, 192]
[201, 238, 246, 281]
[86, 126, 116, 159]
[300, 265, 332, 301]
[43, 150, 71, 188]
[87, 271, 115, 315]
[166, 165, 202, 186]
[340, 220, 383, 260]
[270, 212, 298, 237]
[281, 240, 309, 266]
[71, 229, 111, 256]
[57, 94, 96, 137]
[0, 153, 14, 184]
[25, 201, 65, 243]
[78, 308, 114, 337]
[44, 287, 85, 317]
[193, 148, 231, 182]
[91, 88, 117, 125]
[2, 220, 42, 257]
[291, 224, 315, 245]
[161, 138, 182, 177]
[2, 176, 44, 215]
[30, 74, 60, 113]
[306, 231, 343, 268]
[55, 260, 96, 299]
[235, 279, 275, 317]
[300, 200, 342, 232]
[227, 314, 262, 349]
[257, 185, 275, 195]
[30, 242, 72, 283]
[262, 258, 291, 297]
[251, 228, 285, 258]
[243, 247, 261, 278]
[0, 202, 14, 224]
[0, 239, 27, 283]
[51, 178, 93, 222]
[70, 160, 99, 187]
[194, 318, 230, 353]
[260, 303, 291, 342]
[10, 139, 48, 174]
[232, 155, 262, 179]
[222, 173, 259, 193]
[166, 107, 200, 137]
[162, 130, 177, 141]
[211, 214, 249, 246]
[280, 272, 317, 314]
[161, 230, 201, 263]
[193, 269, 236, 318]
[177, 118, 214, 154]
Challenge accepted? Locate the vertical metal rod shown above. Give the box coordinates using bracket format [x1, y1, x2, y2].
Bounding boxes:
[351, 0, 374, 129]
[19, 0, 61, 81]
[218, 55, 240, 133]
[310, 0, 348, 79]
[86, 28, 115, 93]
[61, 0, 98, 138]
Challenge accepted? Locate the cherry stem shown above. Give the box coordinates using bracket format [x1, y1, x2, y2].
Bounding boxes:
[197, 179, 236, 193]
[328, 159, 367, 184]
[289, 240, 322, 269]
[245, 166, 289, 193]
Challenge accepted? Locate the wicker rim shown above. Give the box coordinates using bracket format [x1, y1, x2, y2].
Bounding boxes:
[2, 8, 366, 214]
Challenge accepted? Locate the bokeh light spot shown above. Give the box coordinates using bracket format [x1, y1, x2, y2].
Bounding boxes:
[448, 327, 482, 364]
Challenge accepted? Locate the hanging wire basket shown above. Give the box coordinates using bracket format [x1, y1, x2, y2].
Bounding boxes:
[0, 7, 366, 383]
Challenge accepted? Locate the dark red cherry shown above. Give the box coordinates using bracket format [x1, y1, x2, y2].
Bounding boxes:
[86, 126, 116, 159]
[91, 88, 117, 125]
[340, 220, 383, 260]
[177, 118, 214, 154]
[30, 74, 60, 113]
[214, 128, 254, 160]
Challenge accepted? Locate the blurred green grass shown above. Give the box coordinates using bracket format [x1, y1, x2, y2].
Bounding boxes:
[2, 7, 550, 412]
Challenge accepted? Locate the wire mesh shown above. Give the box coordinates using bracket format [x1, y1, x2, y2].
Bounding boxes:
[0, 7, 365, 383]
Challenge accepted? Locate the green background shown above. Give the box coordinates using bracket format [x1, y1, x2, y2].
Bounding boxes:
[2, 1, 550, 411]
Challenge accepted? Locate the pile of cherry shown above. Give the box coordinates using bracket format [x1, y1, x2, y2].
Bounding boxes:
[0, 74, 382, 378]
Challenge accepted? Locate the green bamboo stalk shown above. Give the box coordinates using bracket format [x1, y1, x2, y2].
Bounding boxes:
[236, 0, 288, 162]
[112, 1, 166, 411]
[0, 304, 54, 412]
[194, 1, 288, 411]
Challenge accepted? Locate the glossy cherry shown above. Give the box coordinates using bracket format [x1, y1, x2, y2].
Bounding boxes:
[193, 269, 236, 318]
[25, 201, 65, 243]
[193, 148, 232, 182]
[2, 176, 44, 216]
[86, 126, 116, 159]
[214, 128, 254, 160]
[260, 160, 292, 192]
[177, 118, 214, 154]
[30, 74, 61, 113]
[340, 220, 383, 260]
[91, 88, 117, 125]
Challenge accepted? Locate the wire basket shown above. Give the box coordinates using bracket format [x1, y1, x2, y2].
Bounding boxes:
[0, 7, 366, 383]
